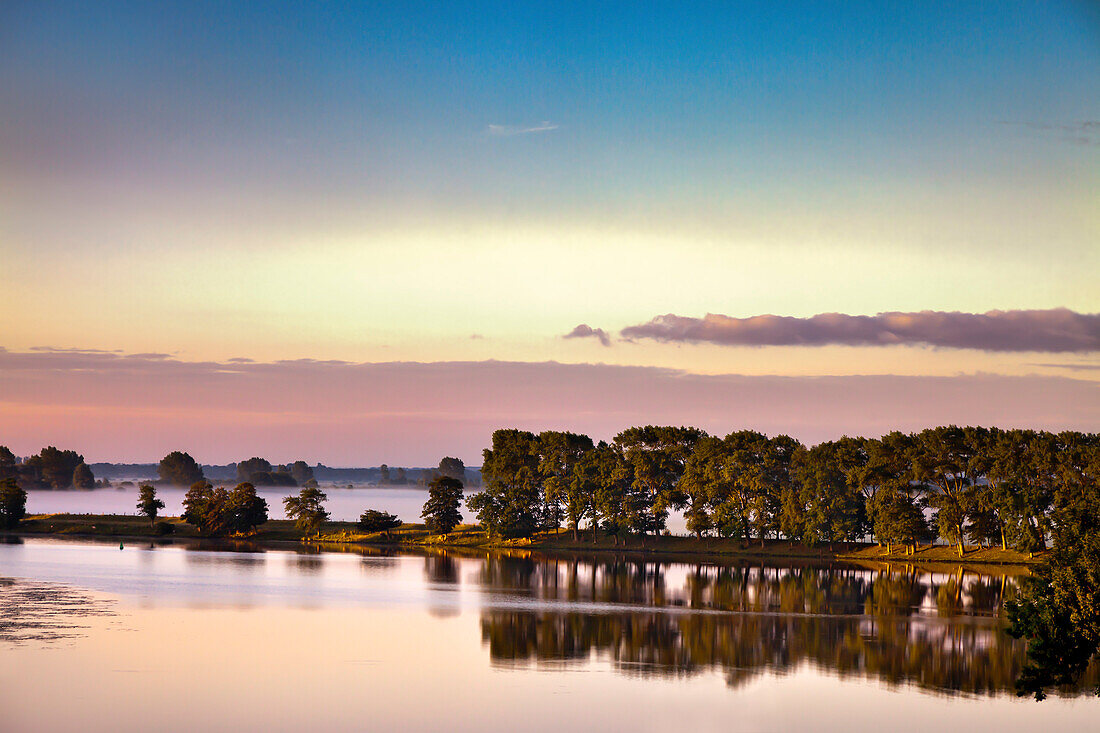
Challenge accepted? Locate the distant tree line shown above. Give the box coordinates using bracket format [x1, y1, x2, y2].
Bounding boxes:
[469, 425, 1098, 555]
[0, 445, 101, 490]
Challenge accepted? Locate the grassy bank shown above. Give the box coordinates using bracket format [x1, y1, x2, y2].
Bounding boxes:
[7, 513, 1041, 568]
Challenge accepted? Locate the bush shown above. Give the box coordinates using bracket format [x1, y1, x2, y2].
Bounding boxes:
[154, 520, 174, 536]
[358, 509, 402, 533]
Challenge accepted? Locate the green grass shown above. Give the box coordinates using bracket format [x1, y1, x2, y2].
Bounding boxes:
[8, 513, 1042, 567]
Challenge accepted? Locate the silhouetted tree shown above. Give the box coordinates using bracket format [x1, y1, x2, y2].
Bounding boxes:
[290, 460, 314, 484]
[158, 451, 204, 486]
[236, 457, 272, 482]
[0, 478, 27, 529]
[72, 462, 95, 489]
[27, 447, 84, 488]
[437, 456, 466, 484]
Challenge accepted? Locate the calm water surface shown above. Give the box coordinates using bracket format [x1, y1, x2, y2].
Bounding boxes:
[1, 538, 1096, 732]
[25, 486, 693, 532]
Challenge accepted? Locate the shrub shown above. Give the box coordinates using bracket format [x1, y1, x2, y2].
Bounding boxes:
[358, 509, 402, 533]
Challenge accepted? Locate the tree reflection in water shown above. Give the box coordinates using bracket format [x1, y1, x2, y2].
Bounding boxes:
[474, 555, 1097, 697]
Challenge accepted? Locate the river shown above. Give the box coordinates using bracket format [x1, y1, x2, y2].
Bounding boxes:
[0, 537, 1095, 732]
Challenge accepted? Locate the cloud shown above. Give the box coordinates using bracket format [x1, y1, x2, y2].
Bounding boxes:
[1031, 362, 1100, 372]
[0, 349, 1096, 464]
[469, 334, 484, 340]
[487, 122, 559, 136]
[30, 346, 123, 354]
[564, 324, 611, 347]
[999, 120, 1100, 146]
[620, 309, 1100, 352]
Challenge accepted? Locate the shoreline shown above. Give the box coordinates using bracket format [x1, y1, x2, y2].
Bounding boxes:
[4, 513, 1042, 569]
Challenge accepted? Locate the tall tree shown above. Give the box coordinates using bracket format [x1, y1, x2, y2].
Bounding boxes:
[469, 429, 541, 538]
[538, 431, 594, 533]
[614, 426, 706, 536]
[910, 426, 978, 556]
[136, 484, 165, 526]
[422, 476, 464, 534]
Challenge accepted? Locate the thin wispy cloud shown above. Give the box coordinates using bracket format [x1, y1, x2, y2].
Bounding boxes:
[999, 120, 1100, 146]
[563, 324, 611, 347]
[487, 121, 559, 136]
[620, 309, 1100, 353]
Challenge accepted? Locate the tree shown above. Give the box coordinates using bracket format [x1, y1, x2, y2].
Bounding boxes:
[378, 464, 391, 484]
[589, 442, 636, 544]
[910, 426, 978, 556]
[181, 481, 267, 535]
[289, 460, 314, 484]
[236, 457, 272, 482]
[225, 483, 269, 533]
[137, 484, 165, 526]
[158, 451, 204, 485]
[437, 457, 466, 484]
[0, 478, 27, 529]
[538, 431, 594, 533]
[27, 446, 84, 488]
[358, 509, 403, 532]
[614, 426, 706, 536]
[0, 446, 18, 481]
[1007, 435, 1100, 699]
[469, 429, 542, 538]
[422, 476, 464, 534]
[284, 487, 329, 537]
[72, 462, 95, 489]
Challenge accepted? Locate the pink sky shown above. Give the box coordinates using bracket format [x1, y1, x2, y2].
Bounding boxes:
[2, 348, 1096, 465]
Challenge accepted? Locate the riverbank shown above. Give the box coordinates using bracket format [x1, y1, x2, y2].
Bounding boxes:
[6, 513, 1042, 567]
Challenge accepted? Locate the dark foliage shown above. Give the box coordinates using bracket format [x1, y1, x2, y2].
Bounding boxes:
[358, 509, 403, 532]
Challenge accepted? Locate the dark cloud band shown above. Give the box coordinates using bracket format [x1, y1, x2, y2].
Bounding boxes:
[620, 309, 1100, 352]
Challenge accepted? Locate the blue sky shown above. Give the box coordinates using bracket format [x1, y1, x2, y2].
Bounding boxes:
[1, 1, 1097, 460]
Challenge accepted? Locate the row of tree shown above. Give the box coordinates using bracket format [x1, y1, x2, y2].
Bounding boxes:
[469, 425, 1099, 555]
[0, 446, 98, 489]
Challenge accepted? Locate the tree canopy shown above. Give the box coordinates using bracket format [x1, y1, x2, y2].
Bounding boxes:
[158, 451, 204, 486]
[284, 487, 329, 537]
[422, 476, 463, 534]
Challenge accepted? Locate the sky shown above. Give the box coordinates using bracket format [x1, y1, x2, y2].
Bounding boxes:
[1, 1, 1098, 464]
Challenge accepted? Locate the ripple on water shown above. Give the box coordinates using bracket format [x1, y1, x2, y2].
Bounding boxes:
[0, 577, 117, 645]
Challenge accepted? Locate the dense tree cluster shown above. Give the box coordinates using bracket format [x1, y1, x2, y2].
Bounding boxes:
[469, 426, 1099, 554]
[1, 446, 97, 489]
[235, 457, 305, 486]
[181, 481, 269, 536]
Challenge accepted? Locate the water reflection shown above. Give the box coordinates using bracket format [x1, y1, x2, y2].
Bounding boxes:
[0, 577, 116, 645]
[473, 555, 1097, 697]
